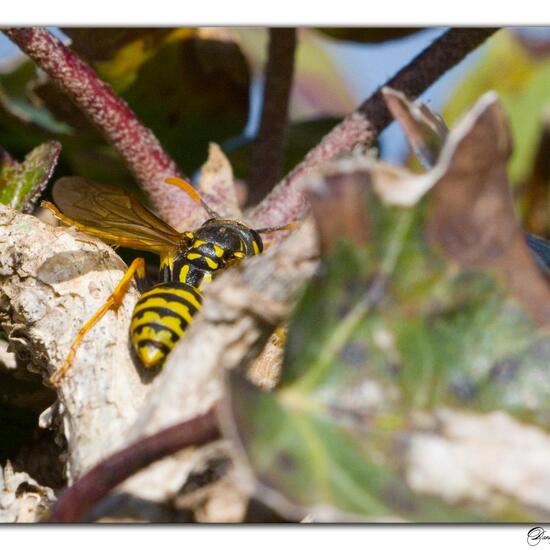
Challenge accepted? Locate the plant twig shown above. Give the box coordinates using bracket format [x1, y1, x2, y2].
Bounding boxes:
[3, 27, 198, 229]
[356, 28, 498, 133]
[248, 28, 297, 206]
[250, 27, 499, 228]
[48, 408, 220, 523]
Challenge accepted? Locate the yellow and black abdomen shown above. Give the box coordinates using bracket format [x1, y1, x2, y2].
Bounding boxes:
[129, 282, 202, 368]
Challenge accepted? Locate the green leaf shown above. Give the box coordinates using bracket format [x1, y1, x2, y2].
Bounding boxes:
[0, 62, 73, 135]
[120, 35, 250, 175]
[70, 28, 193, 93]
[1, 30, 251, 184]
[62, 28, 174, 64]
[223, 184, 550, 521]
[0, 141, 61, 212]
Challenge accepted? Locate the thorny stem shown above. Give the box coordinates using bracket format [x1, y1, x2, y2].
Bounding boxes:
[248, 28, 297, 206]
[3, 27, 196, 229]
[356, 28, 498, 133]
[249, 27, 499, 229]
[48, 408, 220, 523]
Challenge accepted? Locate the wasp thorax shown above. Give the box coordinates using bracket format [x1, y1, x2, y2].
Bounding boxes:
[171, 219, 263, 289]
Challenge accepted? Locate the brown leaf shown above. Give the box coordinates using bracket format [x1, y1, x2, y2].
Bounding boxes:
[305, 168, 371, 254]
[382, 87, 448, 169]
[299, 91, 550, 326]
[427, 93, 550, 326]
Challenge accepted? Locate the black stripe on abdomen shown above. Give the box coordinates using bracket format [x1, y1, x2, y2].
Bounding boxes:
[130, 283, 203, 368]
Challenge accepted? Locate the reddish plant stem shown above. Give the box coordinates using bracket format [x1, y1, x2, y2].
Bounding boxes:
[248, 28, 297, 206]
[356, 28, 498, 133]
[3, 27, 197, 228]
[49, 409, 220, 523]
[249, 27, 499, 229]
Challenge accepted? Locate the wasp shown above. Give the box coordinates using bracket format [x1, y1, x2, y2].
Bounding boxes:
[42, 176, 293, 385]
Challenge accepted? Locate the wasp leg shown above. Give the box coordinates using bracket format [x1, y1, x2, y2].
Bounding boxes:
[42, 200, 94, 234]
[50, 257, 146, 386]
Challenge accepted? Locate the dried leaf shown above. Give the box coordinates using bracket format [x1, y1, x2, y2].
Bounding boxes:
[428, 95, 550, 327]
[304, 169, 370, 253]
[247, 328, 287, 391]
[382, 87, 448, 169]
[520, 105, 550, 235]
[0, 461, 55, 522]
[198, 143, 240, 218]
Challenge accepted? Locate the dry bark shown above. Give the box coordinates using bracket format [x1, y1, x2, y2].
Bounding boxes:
[0, 461, 55, 523]
[0, 204, 146, 483]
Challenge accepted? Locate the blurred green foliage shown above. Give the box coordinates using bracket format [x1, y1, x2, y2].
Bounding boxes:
[0, 29, 252, 186]
[226, 187, 550, 521]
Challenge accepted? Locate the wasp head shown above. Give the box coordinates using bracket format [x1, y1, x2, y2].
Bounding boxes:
[196, 218, 264, 260]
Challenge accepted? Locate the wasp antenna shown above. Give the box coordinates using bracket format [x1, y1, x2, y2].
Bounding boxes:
[165, 177, 201, 203]
[255, 222, 297, 234]
[164, 177, 219, 218]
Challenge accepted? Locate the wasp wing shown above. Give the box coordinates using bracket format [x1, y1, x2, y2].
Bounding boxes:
[49, 177, 183, 254]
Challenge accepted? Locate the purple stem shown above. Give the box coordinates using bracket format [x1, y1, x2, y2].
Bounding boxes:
[248, 28, 297, 206]
[48, 408, 220, 523]
[3, 27, 196, 228]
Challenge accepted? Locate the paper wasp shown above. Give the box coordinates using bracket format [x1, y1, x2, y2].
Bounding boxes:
[42, 176, 293, 385]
